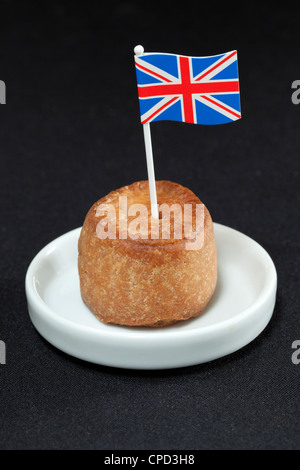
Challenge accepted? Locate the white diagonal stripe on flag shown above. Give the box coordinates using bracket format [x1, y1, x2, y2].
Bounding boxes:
[140, 95, 181, 124]
[193, 50, 237, 82]
[194, 94, 241, 122]
[135, 56, 180, 84]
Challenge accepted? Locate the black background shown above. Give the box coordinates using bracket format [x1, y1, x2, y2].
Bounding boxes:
[0, 1, 299, 450]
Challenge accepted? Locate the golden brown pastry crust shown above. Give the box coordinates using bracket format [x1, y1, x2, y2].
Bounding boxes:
[78, 180, 217, 327]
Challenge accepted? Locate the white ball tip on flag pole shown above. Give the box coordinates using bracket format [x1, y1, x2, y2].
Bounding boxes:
[134, 45, 144, 56]
[134, 45, 159, 219]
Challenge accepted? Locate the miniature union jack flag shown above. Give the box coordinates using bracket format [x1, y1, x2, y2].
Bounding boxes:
[135, 50, 241, 125]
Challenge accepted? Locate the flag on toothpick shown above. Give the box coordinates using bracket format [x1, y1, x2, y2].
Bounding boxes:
[133, 46, 241, 220]
[135, 50, 241, 125]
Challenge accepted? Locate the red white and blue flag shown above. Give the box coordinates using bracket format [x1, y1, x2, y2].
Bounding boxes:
[135, 50, 241, 125]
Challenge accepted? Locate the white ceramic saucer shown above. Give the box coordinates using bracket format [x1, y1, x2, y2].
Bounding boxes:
[25, 224, 277, 370]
